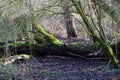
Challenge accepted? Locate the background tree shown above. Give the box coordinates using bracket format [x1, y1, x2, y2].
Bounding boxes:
[63, 0, 77, 38]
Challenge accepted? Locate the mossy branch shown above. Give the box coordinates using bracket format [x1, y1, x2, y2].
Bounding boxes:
[32, 22, 62, 45]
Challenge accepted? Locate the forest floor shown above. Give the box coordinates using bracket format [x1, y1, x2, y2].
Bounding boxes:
[0, 38, 120, 80]
[1, 56, 120, 80]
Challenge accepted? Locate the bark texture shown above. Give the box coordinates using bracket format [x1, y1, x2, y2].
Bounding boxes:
[63, 0, 77, 37]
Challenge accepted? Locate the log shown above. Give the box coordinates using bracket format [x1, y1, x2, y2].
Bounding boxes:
[0, 42, 101, 58]
[0, 41, 120, 60]
[0, 22, 119, 59]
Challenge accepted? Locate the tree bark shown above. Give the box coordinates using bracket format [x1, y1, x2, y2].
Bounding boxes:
[0, 42, 100, 58]
[63, 0, 77, 37]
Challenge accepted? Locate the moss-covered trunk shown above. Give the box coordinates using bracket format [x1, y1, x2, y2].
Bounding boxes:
[32, 22, 62, 45]
[103, 43, 120, 68]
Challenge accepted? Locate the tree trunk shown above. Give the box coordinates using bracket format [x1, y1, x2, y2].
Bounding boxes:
[63, 0, 77, 38]
[0, 42, 102, 58]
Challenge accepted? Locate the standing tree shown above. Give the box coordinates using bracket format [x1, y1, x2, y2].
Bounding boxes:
[63, 0, 77, 38]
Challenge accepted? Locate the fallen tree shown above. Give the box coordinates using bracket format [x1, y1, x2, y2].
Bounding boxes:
[0, 22, 98, 58]
[0, 22, 119, 60]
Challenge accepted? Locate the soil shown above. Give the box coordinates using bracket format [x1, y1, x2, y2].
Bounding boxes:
[29, 56, 120, 80]
[0, 56, 119, 80]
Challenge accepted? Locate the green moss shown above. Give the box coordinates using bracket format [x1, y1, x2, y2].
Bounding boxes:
[32, 22, 62, 45]
[35, 34, 46, 43]
[22, 54, 31, 59]
[43, 33, 62, 44]
[88, 42, 100, 51]
[68, 42, 100, 53]
[9, 43, 22, 47]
